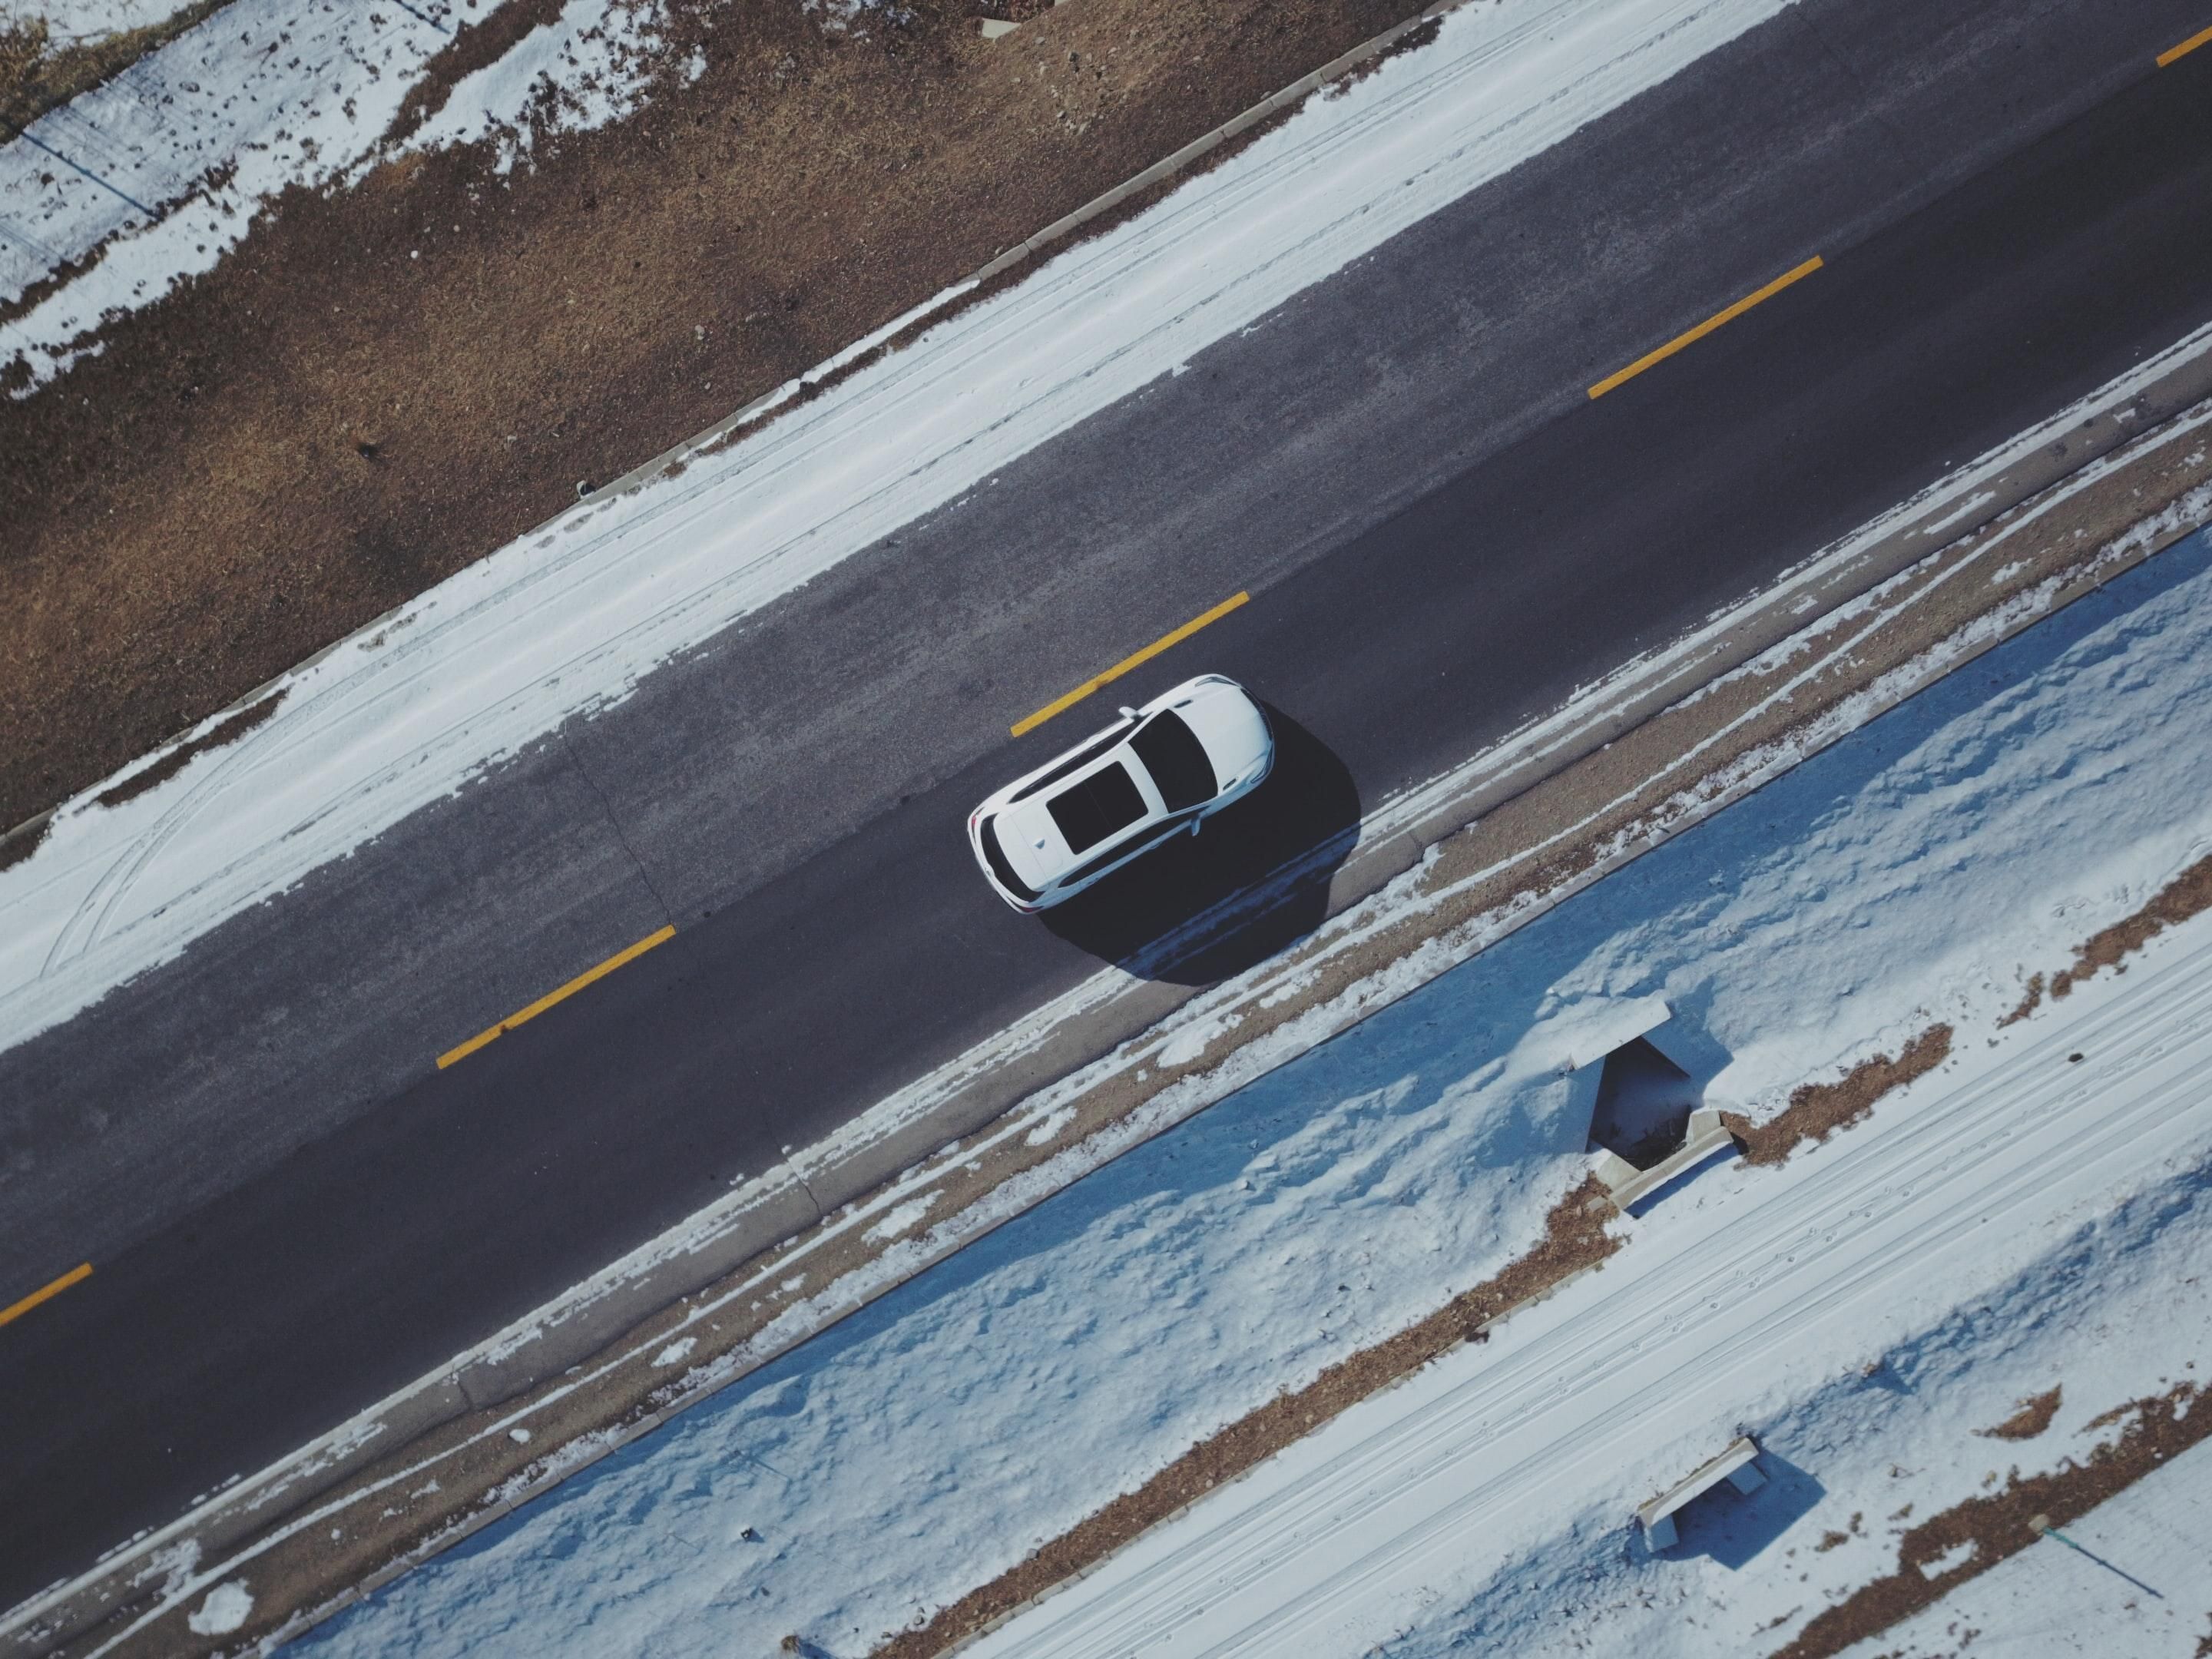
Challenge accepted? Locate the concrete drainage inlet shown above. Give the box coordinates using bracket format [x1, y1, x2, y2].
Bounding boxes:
[1568, 1001, 1742, 1212]
[1589, 1035, 1701, 1170]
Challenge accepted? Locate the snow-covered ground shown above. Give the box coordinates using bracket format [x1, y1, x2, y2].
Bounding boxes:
[399, 0, 700, 177]
[1031, 1088, 2212, 1659]
[1844, 1435, 2212, 1658]
[0, 0, 1802, 1050]
[276, 524, 2212, 1657]
[0, 0, 693, 388]
[0, 1, 202, 46]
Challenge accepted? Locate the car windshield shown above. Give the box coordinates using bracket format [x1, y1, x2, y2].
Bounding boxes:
[1130, 710, 1217, 813]
[1047, 761, 1148, 854]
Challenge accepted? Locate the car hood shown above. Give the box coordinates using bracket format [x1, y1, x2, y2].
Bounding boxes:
[1174, 680, 1271, 784]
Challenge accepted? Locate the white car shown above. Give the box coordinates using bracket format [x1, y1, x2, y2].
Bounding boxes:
[969, 674, 1275, 912]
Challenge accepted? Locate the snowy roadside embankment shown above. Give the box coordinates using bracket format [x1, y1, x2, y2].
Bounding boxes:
[1204, 1133, 2212, 1659]
[0, 0, 1797, 1050]
[283, 526, 2212, 1657]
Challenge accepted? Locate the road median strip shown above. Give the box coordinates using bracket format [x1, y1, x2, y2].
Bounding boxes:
[1588, 254, 1825, 399]
[435, 925, 675, 1070]
[0, 1263, 91, 1330]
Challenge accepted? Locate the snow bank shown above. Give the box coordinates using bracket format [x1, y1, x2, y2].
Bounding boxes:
[299, 532, 2212, 1655]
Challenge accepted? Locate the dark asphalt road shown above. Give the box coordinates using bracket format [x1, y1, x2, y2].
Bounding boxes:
[5, 0, 2212, 1609]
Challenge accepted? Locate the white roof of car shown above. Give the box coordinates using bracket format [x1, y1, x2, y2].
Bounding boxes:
[982, 676, 1266, 894]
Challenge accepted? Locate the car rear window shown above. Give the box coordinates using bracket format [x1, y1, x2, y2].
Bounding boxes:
[977, 816, 1039, 901]
[1048, 761, 1147, 854]
[1008, 719, 1136, 803]
[1130, 710, 1217, 813]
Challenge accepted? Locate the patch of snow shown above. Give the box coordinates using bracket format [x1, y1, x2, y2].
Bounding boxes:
[650, 1337, 696, 1368]
[1157, 1008, 1242, 1068]
[1918, 487, 1997, 538]
[401, 0, 678, 176]
[184, 1580, 250, 1636]
[131, 1537, 197, 1593]
[1916, 1539, 1975, 1579]
[861, 1194, 935, 1243]
[1024, 1104, 1078, 1147]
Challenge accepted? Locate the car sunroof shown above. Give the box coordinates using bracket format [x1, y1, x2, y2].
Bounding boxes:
[1047, 761, 1147, 854]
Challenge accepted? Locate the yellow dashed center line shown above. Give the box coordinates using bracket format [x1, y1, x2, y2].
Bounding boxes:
[1588, 255, 1826, 400]
[2158, 24, 2212, 66]
[438, 924, 677, 1069]
[1, 1262, 92, 1329]
[1011, 591, 1251, 738]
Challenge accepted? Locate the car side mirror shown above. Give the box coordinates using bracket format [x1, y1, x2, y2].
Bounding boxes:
[1189, 816, 1203, 837]
[1118, 706, 1138, 720]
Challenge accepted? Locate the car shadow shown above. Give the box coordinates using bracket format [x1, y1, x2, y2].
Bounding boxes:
[1042, 707, 1360, 984]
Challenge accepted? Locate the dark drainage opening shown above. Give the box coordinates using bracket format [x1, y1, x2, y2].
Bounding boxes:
[1588, 1036, 1702, 1171]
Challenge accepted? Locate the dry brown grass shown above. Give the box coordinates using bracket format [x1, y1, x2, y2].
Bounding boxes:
[1975, 1386, 2061, 1442]
[1724, 1025, 1953, 1167]
[1999, 853, 2212, 1027]
[2050, 853, 2212, 998]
